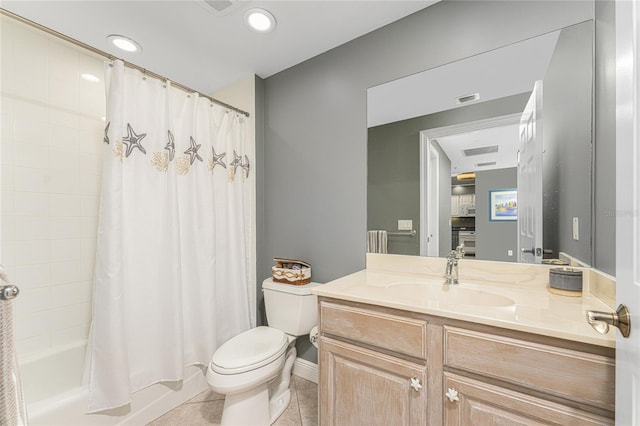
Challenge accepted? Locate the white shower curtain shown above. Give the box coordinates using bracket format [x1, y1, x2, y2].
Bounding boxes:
[87, 60, 253, 413]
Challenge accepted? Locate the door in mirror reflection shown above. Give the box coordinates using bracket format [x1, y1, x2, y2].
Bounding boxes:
[517, 81, 543, 264]
[424, 143, 441, 257]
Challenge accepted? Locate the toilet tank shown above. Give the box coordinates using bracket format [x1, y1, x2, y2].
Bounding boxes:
[262, 278, 322, 336]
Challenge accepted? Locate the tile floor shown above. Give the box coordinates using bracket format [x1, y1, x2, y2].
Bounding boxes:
[147, 375, 318, 426]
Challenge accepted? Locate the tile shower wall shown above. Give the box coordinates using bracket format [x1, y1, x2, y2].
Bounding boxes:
[0, 15, 105, 359]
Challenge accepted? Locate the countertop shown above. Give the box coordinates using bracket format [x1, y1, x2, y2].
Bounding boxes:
[312, 254, 616, 348]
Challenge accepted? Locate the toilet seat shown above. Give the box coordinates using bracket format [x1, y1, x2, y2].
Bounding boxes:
[211, 326, 288, 374]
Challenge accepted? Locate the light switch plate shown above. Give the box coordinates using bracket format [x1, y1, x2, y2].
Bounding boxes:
[572, 217, 579, 240]
[398, 219, 413, 230]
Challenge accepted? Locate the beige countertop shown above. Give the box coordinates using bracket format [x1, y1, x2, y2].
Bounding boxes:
[313, 254, 616, 348]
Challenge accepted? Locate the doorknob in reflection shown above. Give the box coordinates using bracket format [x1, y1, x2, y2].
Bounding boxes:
[521, 247, 542, 256]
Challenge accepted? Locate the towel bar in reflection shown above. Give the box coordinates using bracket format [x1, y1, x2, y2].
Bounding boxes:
[387, 230, 417, 237]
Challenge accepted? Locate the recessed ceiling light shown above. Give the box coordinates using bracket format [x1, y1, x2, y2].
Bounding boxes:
[81, 73, 100, 83]
[244, 8, 276, 33]
[107, 35, 142, 53]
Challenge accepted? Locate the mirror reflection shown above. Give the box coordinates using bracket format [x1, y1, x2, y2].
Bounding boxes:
[367, 21, 593, 265]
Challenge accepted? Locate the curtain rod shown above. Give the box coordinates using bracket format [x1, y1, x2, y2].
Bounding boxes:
[0, 8, 250, 118]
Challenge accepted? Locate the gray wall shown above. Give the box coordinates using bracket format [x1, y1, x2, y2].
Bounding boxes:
[261, 1, 596, 362]
[367, 121, 421, 255]
[543, 21, 593, 264]
[475, 168, 518, 262]
[255, 76, 267, 326]
[594, 0, 616, 274]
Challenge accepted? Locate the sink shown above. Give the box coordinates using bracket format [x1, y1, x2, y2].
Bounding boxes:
[387, 281, 515, 307]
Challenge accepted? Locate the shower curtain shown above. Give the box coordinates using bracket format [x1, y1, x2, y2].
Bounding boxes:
[87, 60, 253, 413]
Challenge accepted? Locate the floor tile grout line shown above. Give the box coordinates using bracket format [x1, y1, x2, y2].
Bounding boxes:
[184, 398, 223, 405]
[295, 388, 305, 424]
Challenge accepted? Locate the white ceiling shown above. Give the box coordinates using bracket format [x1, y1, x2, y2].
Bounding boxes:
[367, 29, 560, 128]
[437, 123, 520, 175]
[0, 0, 438, 95]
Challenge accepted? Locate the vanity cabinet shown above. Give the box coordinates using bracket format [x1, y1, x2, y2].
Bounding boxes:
[318, 298, 615, 426]
[318, 300, 430, 425]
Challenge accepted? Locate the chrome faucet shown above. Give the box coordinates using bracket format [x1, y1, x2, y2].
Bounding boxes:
[444, 245, 465, 285]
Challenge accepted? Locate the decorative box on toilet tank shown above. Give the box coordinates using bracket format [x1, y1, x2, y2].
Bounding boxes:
[272, 258, 311, 285]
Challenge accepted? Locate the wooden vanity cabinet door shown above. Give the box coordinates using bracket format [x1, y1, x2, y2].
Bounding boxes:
[319, 337, 428, 426]
[443, 373, 613, 426]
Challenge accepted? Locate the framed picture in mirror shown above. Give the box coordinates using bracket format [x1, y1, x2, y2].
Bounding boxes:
[490, 189, 517, 221]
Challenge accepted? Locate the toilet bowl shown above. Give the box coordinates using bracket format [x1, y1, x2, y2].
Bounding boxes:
[208, 327, 289, 393]
[206, 278, 321, 425]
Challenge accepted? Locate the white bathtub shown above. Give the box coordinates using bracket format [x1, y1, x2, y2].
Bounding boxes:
[19, 342, 209, 426]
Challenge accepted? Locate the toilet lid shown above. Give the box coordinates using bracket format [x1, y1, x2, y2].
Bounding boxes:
[211, 326, 288, 374]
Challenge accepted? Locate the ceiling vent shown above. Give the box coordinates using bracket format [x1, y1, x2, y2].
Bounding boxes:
[198, 0, 238, 15]
[455, 93, 480, 104]
[476, 161, 497, 167]
[463, 145, 499, 157]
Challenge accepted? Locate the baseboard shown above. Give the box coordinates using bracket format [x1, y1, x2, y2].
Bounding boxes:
[292, 357, 318, 384]
[120, 366, 208, 425]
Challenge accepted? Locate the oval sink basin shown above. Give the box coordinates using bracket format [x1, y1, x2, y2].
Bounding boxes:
[387, 282, 515, 307]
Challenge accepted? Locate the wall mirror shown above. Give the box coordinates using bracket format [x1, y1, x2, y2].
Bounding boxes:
[367, 21, 594, 266]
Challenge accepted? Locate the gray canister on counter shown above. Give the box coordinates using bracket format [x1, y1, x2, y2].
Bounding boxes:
[548, 267, 583, 295]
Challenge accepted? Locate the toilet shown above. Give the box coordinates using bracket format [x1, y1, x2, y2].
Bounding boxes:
[206, 278, 321, 425]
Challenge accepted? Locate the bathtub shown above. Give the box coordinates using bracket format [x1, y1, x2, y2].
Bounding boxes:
[18, 342, 209, 425]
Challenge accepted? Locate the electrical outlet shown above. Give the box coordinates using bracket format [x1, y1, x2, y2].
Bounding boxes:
[398, 219, 413, 230]
[507, 250, 513, 256]
[572, 217, 579, 240]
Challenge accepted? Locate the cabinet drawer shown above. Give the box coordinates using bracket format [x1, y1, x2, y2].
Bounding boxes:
[320, 301, 428, 359]
[443, 327, 615, 412]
